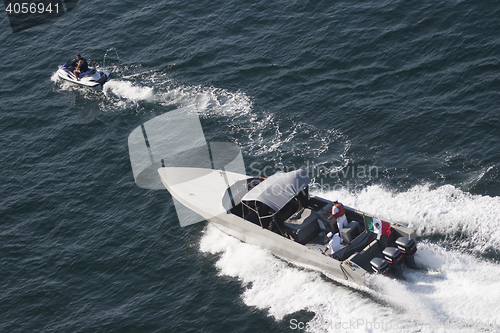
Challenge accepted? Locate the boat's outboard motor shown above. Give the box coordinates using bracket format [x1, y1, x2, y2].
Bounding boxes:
[395, 237, 418, 269]
[382, 247, 403, 266]
[382, 247, 404, 279]
[370, 257, 390, 275]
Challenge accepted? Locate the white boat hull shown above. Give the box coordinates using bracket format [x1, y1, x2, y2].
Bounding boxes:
[208, 212, 369, 286]
[158, 167, 371, 286]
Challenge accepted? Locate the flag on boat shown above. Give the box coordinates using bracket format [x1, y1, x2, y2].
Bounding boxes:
[364, 216, 391, 236]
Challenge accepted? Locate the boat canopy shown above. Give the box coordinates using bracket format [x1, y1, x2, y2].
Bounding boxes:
[241, 169, 311, 212]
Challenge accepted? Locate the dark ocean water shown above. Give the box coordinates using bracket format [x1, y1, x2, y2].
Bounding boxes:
[1, 0, 500, 332]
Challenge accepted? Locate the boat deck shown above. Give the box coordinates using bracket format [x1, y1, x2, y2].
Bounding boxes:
[303, 234, 350, 255]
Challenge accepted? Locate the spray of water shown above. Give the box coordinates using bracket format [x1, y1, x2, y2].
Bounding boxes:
[103, 47, 120, 68]
[199, 182, 500, 332]
[316, 184, 500, 253]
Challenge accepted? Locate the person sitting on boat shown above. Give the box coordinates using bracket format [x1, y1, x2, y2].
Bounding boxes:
[328, 198, 348, 237]
[73, 54, 89, 81]
[321, 232, 341, 257]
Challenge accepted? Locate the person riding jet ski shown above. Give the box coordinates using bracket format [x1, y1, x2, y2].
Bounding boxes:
[56, 54, 110, 89]
[72, 54, 88, 81]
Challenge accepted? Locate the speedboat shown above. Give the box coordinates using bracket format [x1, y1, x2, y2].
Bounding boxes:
[57, 61, 110, 89]
[158, 167, 418, 287]
[127, 107, 418, 288]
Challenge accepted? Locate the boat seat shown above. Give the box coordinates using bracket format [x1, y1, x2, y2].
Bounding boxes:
[317, 202, 333, 217]
[347, 238, 384, 270]
[82, 68, 96, 77]
[333, 231, 378, 261]
[341, 221, 361, 243]
[284, 208, 320, 244]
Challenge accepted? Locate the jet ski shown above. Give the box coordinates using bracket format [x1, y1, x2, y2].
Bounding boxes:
[57, 60, 110, 89]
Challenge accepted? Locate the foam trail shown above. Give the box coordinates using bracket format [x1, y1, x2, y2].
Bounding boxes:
[52, 66, 252, 114]
[154, 85, 252, 117]
[51, 70, 82, 92]
[200, 225, 500, 332]
[103, 80, 154, 102]
[200, 224, 404, 332]
[50, 71, 59, 83]
[402, 242, 500, 328]
[97, 70, 253, 118]
[315, 184, 500, 253]
[200, 221, 500, 332]
[368, 241, 500, 331]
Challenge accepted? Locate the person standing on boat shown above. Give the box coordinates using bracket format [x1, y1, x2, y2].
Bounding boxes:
[73, 54, 88, 81]
[328, 198, 348, 236]
[321, 232, 341, 257]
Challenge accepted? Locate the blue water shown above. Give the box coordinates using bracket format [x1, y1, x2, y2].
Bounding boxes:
[1, 1, 500, 332]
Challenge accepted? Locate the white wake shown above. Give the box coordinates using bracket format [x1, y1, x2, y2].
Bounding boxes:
[199, 184, 500, 332]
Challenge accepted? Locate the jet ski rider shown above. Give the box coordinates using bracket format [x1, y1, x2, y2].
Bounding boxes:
[73, 54, 88, 81]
